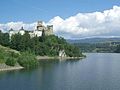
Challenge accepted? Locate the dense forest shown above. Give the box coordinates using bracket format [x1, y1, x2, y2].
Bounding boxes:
[0, 31, 83, 57]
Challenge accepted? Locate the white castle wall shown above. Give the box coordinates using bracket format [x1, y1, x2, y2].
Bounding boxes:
[9, 21, 53, 38]
[19, 30, 25, 35]
[34, 30, 42, 37]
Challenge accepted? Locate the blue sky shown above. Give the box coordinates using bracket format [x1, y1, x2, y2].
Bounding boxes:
[0, 0, 120, 39]
[0, 0, 120, 23]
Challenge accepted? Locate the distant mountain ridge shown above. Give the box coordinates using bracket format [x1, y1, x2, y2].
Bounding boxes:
[67, 37, 120, 44]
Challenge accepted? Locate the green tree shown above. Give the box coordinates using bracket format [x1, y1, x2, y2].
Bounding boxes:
[115, 45, 120, 53]
[5, 57, 17, 66]
[17, 51, 39, 68]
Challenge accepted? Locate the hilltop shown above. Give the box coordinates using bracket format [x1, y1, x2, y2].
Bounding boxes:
[0, 30, 84, 69]
[0, 20, 84, 58]
[0, 23, 85, 70]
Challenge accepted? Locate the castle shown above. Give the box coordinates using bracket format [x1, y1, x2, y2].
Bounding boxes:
[9, 21, 53, 38]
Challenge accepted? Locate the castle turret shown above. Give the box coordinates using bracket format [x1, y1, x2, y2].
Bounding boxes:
[9, 28, 15, 39]
[20, 26, 24, 30]
[19, 26, 25, 35]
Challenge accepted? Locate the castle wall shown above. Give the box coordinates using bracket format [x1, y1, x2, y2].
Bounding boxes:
[44, 29, 53, 36]
[19, 30, 25, 35]
[9, 21, 54, 38]
[45, 25, 53, 36]
[34, 30, 42, 37]
[9, 30, 18, 39]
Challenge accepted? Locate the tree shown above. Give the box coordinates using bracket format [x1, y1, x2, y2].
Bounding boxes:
[115, 45, 120, 53]
[17, 51, 38, 68]
[0, 31, 83, 57]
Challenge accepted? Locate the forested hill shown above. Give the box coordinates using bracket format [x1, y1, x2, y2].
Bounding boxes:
[67, 37, 120, 44]
[68, 37, 120, 53]
[0, 31, 84, 57]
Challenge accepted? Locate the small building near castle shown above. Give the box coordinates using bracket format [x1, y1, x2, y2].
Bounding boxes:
[9, 21, 53, 38]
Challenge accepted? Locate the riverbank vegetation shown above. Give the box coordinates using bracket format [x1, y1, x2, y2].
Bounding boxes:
[0, 31, 84, 69]
[17, 52, 38, 68]
[115, 45, 120, 53]
[0, 31, 83, 57]
[0, 45, 38, 68]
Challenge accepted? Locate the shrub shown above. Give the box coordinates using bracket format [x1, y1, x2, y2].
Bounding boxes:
[17, 51, 39, 68]
[6, 51, 20, 58]
[0, 49, 7, 63]
[5, 57, 17, 66]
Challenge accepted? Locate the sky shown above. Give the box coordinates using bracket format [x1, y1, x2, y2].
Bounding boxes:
[0, 0, 120, 39]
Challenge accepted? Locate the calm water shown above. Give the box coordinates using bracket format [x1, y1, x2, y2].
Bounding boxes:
[0, 53, 120, 90]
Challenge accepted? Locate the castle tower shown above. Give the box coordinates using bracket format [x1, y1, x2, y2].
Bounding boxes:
[47, 25, 53, 30]
[45, 25, 53, 36]
[34, 21, 44, 37]
[36, 21, 44, 31]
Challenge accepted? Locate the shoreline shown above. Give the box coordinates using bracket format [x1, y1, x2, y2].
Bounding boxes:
[36, 56, 85, 60]
[0, 64, 24, 72]
[0, 56, 85, 72]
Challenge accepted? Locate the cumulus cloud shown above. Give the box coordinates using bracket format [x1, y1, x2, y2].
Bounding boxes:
[0, 22, 37, 32]
[48, 5, 120, 39]
[1, 5, 120, 39]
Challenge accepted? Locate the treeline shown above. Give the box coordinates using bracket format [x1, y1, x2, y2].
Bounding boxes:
[0, 31, 83, 57]
[115, 45, 120, 53]
[74, 42, 119, 53]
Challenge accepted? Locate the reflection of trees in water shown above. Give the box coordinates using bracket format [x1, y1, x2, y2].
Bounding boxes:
[0, 59, 84, 80]
[38, 59, 83, 69]
[38, 59, 59, 69]
[0, 70, 22, 79]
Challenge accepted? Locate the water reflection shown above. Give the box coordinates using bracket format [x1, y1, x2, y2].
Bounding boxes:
[0, 53, 120, 90]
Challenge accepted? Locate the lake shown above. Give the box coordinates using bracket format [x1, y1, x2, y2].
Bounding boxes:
[0, 53, 120, 90]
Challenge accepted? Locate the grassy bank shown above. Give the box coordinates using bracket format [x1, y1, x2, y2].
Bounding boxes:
[0, 45, 39, 70]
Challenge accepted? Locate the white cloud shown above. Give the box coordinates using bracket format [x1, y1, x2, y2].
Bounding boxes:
[0, 22, 37, 32]
[1, 6, 120, 39]
[48, 5, 120, 39]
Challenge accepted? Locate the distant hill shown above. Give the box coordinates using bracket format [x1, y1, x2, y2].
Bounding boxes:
[67, 37, 120, 53]
[67, 37, 120, 44]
